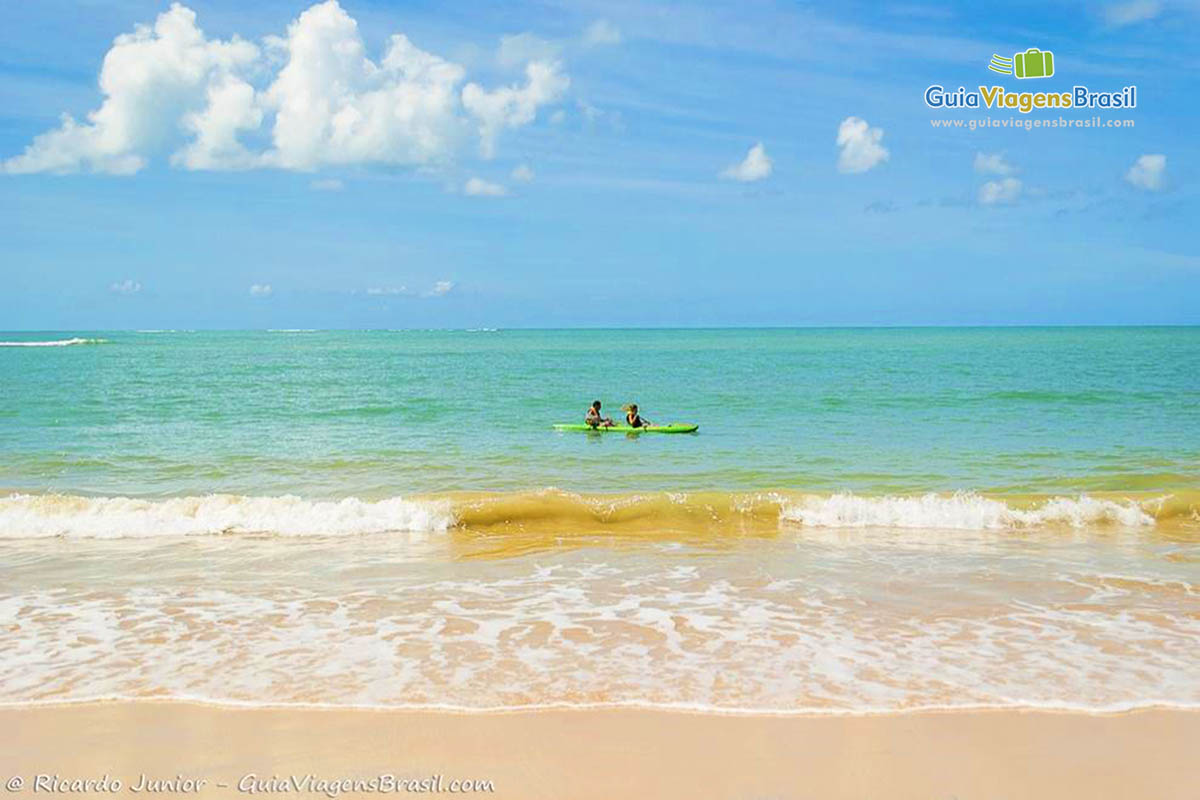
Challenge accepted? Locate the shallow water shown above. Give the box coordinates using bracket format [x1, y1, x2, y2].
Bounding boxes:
[0, 328, 1197, 712]
[2, 524, 1196, 711]
[2, 327, 1197, 496]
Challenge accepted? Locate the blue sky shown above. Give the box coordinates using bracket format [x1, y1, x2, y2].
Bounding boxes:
[1, 0, 1196, 328]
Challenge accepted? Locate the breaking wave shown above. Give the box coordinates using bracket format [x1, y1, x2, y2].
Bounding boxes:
[0, 493, 453, 539]
[0, 337, 107, 347]
[779, 491, 1158, 529]
[0, 489, 1185, 540]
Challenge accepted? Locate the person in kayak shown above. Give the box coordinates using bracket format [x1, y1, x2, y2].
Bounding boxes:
[624, 403, 653, 428]
[586, 400, 614, 428]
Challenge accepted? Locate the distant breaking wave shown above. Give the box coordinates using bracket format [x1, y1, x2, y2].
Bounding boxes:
[0, 337, 107, 347]
[0, 489, 1180, 540]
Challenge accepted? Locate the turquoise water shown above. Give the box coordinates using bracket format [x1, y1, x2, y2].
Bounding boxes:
[2, 327, 1197, 497]
[2, 327, 1198, 712]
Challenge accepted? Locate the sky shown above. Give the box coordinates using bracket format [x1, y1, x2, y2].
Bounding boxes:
[0, 0, 1197, 329]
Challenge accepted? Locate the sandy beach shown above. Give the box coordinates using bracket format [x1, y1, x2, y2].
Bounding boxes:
[1, 703, 1196, 799]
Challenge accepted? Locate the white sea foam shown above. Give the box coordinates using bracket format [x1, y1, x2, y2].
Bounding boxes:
[0, 491, 1162, 539]
[0, 493, 454, 539]
[0, 337, 107, 347]
[1, 551, 1196, 711]
[780, 492, 1155, 529]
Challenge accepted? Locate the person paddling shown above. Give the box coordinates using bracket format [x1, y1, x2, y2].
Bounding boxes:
[586, 400, 614, 428]
[624, 403, 653, 428]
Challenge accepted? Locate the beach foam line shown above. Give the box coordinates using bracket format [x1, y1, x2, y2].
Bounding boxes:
[0, 493, 454, 539]
[0, 337, 107, 347]
[3, 694, 1198, 716]
[0, 489, 1185, 540]
[779, 491, 1158, 529]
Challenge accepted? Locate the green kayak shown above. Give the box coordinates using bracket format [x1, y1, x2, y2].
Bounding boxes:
[553, 423, 699, 434]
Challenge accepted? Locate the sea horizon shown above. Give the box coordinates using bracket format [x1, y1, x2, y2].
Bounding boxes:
[4, 322, 1200, 333]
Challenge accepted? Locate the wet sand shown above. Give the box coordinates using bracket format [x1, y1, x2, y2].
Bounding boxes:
[0, 703, 1195, 799]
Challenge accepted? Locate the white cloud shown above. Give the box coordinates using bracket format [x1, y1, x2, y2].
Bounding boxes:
[511, 163, 534, 182]
[720, 142, 772, 182]
[1125, 153, 1166, 191]
[462, 60, 569, 157]
[310, 178, 344, 191]
[583, 20, 622, 47]
[172, 73, 263, 170]
[464, 176, 507, 196]
[2, 1, 570, 175]
[497, 33, 561, 68]
[109, 279, 142, 294]
[973, 152, 1014, 176]
[549, 109, 566, 125]
[249, 283, 273, 296]
[364, 283, 451, 297]
[260, 1, 469, 170]
[979, 177, 1022, 205]
[1103, 0, 1163, 26]
[836, 116, 889, 174]
[2, 4, 258, 175]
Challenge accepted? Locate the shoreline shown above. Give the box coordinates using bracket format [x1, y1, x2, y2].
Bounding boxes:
[2, 701, 1196, 799]
[3, 696, 1200, 717]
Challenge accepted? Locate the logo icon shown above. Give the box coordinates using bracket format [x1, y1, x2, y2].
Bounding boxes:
[988, 48, 1055, 79]
[988, 54, 1014, 74]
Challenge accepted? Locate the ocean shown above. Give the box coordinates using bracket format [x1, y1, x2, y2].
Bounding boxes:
[1, 327, 1197, 712]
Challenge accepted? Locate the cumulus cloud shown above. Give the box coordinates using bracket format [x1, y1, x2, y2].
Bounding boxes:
[1103, 0, 1162, 26]
[425, 280, 455, 297]
[511, 163, 534, 182]
[1125, 153, 1166, 191]
[974, 152, 1014, 176]
[464, 176, 507, 196]
[2, 4, 258, 175]
[836, 117, 889, 174]
[249, 283, 273, 296]
[109, 279, 143, 294]
[720, 142, 772, 182]
[172, 72, 263, 170]
[583, 20, 622, 46]
[979, 177, 1022, 205]
[2, 1, 569, 175]
[259, 2, 472, 170]
[462, 60, 569, 157]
